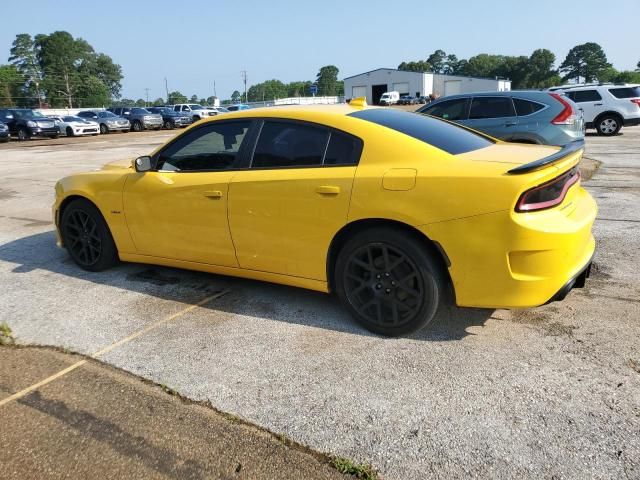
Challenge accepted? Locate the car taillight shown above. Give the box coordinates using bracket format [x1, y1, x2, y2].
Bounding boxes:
[631, 99, 640, 108]
[549, 93, 576, 125]
[516, 167, 581, 212]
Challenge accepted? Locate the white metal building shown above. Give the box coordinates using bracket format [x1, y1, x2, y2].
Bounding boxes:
[343, 68, 511, 105]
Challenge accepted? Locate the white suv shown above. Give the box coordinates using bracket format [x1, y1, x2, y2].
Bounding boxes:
[553, 84, 640, 136]
[170, 104, 217, 121]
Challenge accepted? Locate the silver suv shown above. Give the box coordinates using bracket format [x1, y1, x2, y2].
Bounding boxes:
[108, 107, 163, 132]
[551, 84, 640, 136]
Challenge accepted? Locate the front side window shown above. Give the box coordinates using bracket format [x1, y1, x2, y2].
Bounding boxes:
[469, 97, 515, 119]
[156, 121, 251, 172]
[421, 98, 469, 121]
[252, 122, 329, 168]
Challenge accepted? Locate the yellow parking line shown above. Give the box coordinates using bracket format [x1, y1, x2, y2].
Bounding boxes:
[0, 290, 228, 408]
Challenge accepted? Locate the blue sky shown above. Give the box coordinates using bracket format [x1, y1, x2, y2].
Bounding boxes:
[2, 0, 637, 101]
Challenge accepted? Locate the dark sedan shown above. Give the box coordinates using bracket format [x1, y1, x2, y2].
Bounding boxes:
[0, 121, 9, 142]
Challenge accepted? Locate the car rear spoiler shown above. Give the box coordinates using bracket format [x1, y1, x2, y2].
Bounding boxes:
[507, 140, 585, 174]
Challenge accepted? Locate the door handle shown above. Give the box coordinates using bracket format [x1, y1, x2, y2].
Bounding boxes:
[316, 185, 340, 195]
[203, 190, 223, 199]
[594, 103, 603, 106]
[504, 121, 517, 126]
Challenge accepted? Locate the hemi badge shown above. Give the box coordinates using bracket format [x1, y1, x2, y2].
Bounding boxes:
[111, 210, 121, 214]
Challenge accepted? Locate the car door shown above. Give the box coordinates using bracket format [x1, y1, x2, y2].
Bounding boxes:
[464, 96, 518, 139]
[228, 120, 362, 280]
[567, 90, 603, 123]
[123, 120, 253, 266]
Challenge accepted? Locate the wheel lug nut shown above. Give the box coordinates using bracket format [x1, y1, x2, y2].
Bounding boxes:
[391, 281, 396, 286]
[376, 284, 382, 289]
[385, 288, 391, 294]
[376, 274, 381, 279]
[385, 272, 390, 277]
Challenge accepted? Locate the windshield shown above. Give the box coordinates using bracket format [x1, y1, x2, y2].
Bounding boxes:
[98, 111, 117, 118]
[132, 108, 151, 114]
[189, 104, 204, 110]
[14, 110, 46, 119]
[348, 108, 493, 155]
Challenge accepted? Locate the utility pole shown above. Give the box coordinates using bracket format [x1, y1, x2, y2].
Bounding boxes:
[213, 80, 217, 98]
[241, 70, 247, 103]
[144, 88, 150, 107]
[164, 77, 169, 104]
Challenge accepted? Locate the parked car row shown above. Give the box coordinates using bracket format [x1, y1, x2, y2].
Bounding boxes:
[417, 83, 639, 145]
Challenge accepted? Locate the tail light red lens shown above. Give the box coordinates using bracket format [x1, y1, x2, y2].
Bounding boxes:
[631, 99, 640, 108]
[516, 166, 581, 212]
[549, 93, 576, 125]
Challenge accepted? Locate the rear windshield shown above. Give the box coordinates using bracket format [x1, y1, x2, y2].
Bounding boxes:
[348, 108, 493, 155]
[609, 87, 640, 99]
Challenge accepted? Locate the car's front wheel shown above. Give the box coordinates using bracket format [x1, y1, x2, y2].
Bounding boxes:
[164, 120, 174, 129]
[100, 123, 109, 134]
[596, 115, 622, 136]
[60, 199, 118, 272]
[17, 127, 29, 141]
[131, 121, 142, 132]
[335, 227, 445, 336]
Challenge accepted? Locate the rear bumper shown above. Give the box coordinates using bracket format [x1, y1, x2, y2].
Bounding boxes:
[546, 256, 592, 304]
[420, 186, 597, 308]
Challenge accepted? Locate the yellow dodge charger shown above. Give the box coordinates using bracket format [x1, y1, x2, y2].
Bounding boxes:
[53, 101, 596, 336]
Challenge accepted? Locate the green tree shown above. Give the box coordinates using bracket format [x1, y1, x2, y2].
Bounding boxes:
[527, 49, 558, 88]
[316, 65, 340, 96]
[495, 56, 529, 88]
[8, 34, 43, 107]
[0, 64, 25, 107]
[247, 79, 288, 102]
[189, 94, 198, 103]
[230, 90, 242, 103]
[461, 54, 505, 78]
[560, 42, 611, 82]
[636, 60, 640, 72]
[206, 95, 218, 105]
[76, 76, 110, 107]
[168, 91, 187, 104]
[287, 80, 312, 97]
[398, 61, 430, 72]
[152, 97, 165, 106]
[442, 54, 463, 75]
[427, 50, 447, 73]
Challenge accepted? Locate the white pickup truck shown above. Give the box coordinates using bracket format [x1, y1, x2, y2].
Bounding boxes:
[170, 104, 218, 121]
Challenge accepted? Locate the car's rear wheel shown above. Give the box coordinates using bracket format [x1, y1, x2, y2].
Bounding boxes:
[192, 115, 200, 122]
[17, 127, 29, 141]
[335, 228, 445, 336]
[100, 123, 109, 134]
[132, 121, 142, 132]
[596, 115, 621, 136]
[60, 199, 118, 272]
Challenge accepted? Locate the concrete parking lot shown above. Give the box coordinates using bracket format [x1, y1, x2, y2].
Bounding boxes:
[0, 126, 639, 479]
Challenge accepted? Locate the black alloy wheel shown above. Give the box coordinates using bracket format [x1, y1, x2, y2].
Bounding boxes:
[335, 228, 445, 336]
[60, 200, 118, 272]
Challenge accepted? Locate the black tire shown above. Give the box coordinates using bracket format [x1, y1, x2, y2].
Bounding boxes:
[192, 115, 200, 122]
[17, 127, 29, 141]
[595, 114, 622, 136]
[60, 199, 119, 272]
[334, 227, 446, 336]
[51, 134, 59, 139]
[164, 120, 175, 130]
[66, 127, 74, 137]
[131, 121, 142, 132]
[100, 123, 109, 134]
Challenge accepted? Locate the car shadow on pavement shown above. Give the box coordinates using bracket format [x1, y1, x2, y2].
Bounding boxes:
[0, 231, 494, 341]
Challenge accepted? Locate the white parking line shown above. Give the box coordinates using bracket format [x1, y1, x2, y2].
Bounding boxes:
[0, 290, 229, 408]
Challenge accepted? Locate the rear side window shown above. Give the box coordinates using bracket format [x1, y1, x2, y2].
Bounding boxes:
[514, 98, 546, 116]
[469, 97, 515, 119]
[252, 122, 329, 168]
[349, 108, 493, 155]
[420, 98, 468, 121]
[324, 131, 363, 165]
[570, 90, 602, 102]
[609, 87, 640, 99]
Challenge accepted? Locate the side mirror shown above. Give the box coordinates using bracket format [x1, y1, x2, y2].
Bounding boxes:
[134, 156, 154, 172]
